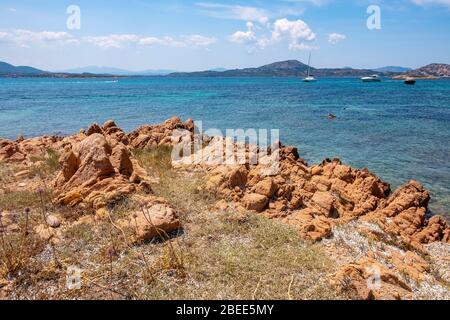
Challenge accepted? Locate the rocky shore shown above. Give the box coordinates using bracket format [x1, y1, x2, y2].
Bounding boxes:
[0, 117, 449, 300]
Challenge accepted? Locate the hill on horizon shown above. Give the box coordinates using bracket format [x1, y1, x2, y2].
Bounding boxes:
[1, 60, 449, 78]
[406, 63, 450, 77]
[0, 61, 48, 75]
[59, 66, 177, 76]
[167, 60, 398, 78]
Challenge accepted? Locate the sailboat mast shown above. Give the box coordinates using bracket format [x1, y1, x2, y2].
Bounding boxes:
[307, 52, 311, 77]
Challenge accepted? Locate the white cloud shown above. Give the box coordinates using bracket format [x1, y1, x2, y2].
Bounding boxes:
[196, 2, 269, 24]
[184, 34, 217, 47]
[229, 21, 271, 52]
[0, 29, 217, 50]
[289, 42, 317, 51]
[37, 31, 72, 41]
[230, 18, 316, 52]
[138, 36, 185, 48]
[411, 0, 450, 6]
[272, 18, 316, 51]
[230, 22, 256, 44]
[7, 8, 17, 12]
[328, 32, 346, 44]
[85, 34, 216, 49]
[138, 35, 216, 48]
[0, 29, 73, 47]
[84, 34, 140, 48]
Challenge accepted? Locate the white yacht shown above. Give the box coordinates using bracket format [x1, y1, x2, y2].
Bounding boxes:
[303, 53, 317, 82]
[303, 75, 317, 82]
[361, 75, 381, 82]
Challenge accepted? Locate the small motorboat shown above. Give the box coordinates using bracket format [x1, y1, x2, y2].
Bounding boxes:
[404, 77, 416, 85]
[327, 113, 337, 120]
[361, 75, 381, 82]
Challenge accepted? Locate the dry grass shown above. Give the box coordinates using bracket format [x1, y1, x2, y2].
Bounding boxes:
[0, 191, 46, 211]
[29, 149, 60, 179]
[133, 146, 340, 300]
[134, 146, 216, 216]
[134, 145, 172, 173]
[0, 163, 15, 188]
[140, 210, 339, 300]
[0, 209, 39, 277]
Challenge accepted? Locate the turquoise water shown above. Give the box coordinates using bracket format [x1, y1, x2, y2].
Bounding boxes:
[0, 77, 449, 216]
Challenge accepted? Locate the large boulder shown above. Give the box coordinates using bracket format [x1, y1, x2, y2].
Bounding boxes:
[54, 131, 150, 209]
[118, 202, 182, 243]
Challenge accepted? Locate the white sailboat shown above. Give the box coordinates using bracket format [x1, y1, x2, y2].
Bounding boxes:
[303, 52, 317, 82]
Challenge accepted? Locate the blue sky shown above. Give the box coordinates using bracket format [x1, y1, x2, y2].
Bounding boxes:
[0, 0, 449, 71]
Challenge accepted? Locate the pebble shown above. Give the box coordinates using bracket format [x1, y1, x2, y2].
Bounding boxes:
[46, 215, 61, 228]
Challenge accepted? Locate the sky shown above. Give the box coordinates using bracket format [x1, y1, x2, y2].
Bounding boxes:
[0, 0, 449, 71]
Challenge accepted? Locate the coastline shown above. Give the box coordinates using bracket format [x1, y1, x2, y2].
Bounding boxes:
[1, 117, 449, 299]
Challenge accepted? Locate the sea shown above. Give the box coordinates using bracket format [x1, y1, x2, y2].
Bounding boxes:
[0, 76, 449, 217]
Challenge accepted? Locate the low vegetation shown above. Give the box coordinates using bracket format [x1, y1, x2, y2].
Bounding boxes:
[29, 149, 61, 179]
[0, 146, 341, 299]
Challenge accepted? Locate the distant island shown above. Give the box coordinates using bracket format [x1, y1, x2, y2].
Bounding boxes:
[1, 60, 449, 79]
[58, 66, 177, 76]
[167, 60, 449, 78]
[168, 60, 395, 78]
[0, 61, 125, 79]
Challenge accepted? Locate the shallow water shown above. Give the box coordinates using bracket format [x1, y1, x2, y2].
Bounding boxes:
[0, 77, 449, 216]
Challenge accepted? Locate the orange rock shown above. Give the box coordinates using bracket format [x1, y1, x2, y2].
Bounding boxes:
[128, 117, 194, 149]
[413, 215, 450, 244]
[1, 136, 63, 163]
[332, 258, 412, 300]
[242, 193, 269, 212]
[311, 191, 337, 218]
[53, 131, 149, 209]
[280, 146, 300, 160]
[310, 165, 323, 176]
[283, 209, 332, 242]
[363, 181, 449, 248]
[386, 249, 430, 282]
[253, 178, 278, 198]
[0, 139, 24, 162]
[118, 203, 182, 243]
[228, 166, 248, 189]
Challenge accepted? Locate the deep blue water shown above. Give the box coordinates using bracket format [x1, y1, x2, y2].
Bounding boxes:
[0, 77, 449, 216]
